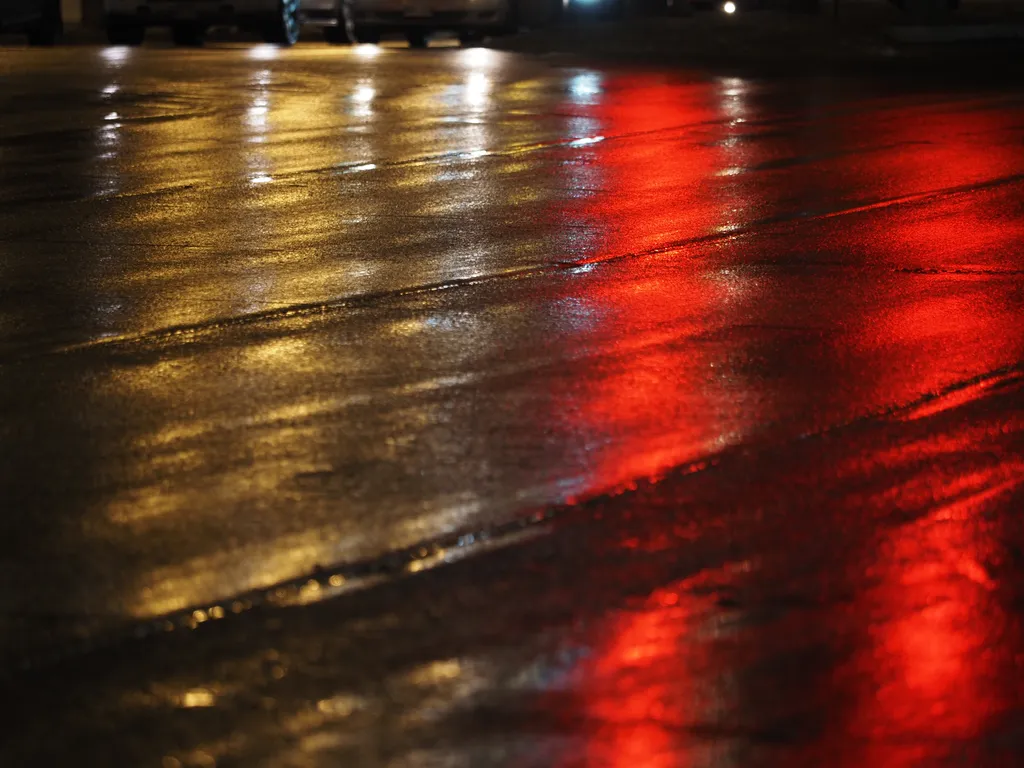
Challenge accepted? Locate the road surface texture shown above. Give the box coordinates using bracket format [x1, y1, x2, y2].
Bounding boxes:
[1, 41, 1023, 767]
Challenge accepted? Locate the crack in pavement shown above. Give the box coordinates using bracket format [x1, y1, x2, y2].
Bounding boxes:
[5, 359, 1022, 680]
[3, 167, 1022, 367]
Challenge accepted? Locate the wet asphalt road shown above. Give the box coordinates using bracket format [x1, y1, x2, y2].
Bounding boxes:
[1, 41, 1024, 766]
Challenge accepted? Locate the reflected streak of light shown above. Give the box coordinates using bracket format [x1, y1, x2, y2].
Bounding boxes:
[350, 84, 375, 118]
[102, 84, 119, 96]
[460, 46, 497, 68]
[250, 174, 274, 184]
[563, 582, 722, 768]
[569, 71, 603, 102]
[181, 689, 216, 708]
[465, 71, 491, 110]
[345, 163, 377, 172]
[551, 77, 754, 488]
[100, 46, 132, 65]
[249, 44, 279, 60]
[352, 85, 375, 103]
[98, 123, 121, 146]
[105, 111, 120, 121]
[569, 135, 605, 148]
[354, 43, 381, 57]
[247, 105, 269, 130]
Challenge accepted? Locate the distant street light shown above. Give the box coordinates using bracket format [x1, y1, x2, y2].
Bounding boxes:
[723, 1, 736, 12]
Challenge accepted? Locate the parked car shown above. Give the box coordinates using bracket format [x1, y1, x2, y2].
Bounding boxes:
[0, 0, 62, 45]
[102, 0, 346, 46]
[341, 0, 514, 47]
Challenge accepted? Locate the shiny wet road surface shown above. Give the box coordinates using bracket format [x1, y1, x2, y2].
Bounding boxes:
[1, 43, 1023, 767]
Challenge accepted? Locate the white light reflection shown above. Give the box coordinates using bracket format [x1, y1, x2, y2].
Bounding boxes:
[104, 111, 120, 121]
[100, 47, 132, 66]
[102, 84, 119, 97]
[355, 43, 381, 58]
[94, 116, 122, 197]
[249, 44, 279, 61]
[464, 71, 491, 111]
[460, 46, 497, 68]
[245, 69, 273, 178]
[347, 163, 377, 172]
[349, 83, 375, 118]
[463, 148, 489, 159]
[568, 135, 604, 148]
[718, 76, 750, 123]
[568, 71, 602, 104]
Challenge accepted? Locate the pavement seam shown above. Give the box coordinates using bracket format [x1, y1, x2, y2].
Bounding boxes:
[3, 169, 1023, 367]
[5, 358, 1023, 681]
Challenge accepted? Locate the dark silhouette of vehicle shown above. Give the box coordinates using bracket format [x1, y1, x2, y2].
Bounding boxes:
[102, 0, 344, 46]
[0, 0, 63, 44]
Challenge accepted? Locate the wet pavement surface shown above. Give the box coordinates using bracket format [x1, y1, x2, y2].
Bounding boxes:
[1, 41, 1023, 767]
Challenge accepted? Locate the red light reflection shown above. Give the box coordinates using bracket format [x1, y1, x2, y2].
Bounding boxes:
[562, 582, 716, 768]
[554, 76, 747, 493]
[810, 478, 1022, 768]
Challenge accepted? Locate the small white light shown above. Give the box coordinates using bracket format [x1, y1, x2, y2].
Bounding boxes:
[723, 1, 737, 12]
[105, 112, 120, 121]
[355, 44, 381, 58]
[250, 174, 274, 184]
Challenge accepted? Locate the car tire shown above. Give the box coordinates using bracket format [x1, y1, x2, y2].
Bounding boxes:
[105, 20, 146, 45]
[323, 1, 354, 43]
[26, 0, 62, 46]
[262, 0, 301, 46]
[171, 22, 205, 46]
[406, 30, 427, 48]
[353, 27, 380, 43]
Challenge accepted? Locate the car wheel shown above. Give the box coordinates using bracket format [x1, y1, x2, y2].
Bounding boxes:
[262, 0, 301, 46]
[406, 30, 427, 48]
[26, 0, 62, 46]
[353, 27, 380, 44]
[323, 0, 353, 43]
[105, 20, 146, 45]
[171, 22, 205, 46]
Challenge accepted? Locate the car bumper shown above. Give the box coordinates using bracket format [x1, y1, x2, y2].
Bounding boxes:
[352, 3, 507, 28]
[104, 0, 276, 23]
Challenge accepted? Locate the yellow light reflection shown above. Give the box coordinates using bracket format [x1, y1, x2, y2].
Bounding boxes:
[181, 689, 216, 708]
